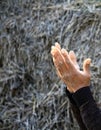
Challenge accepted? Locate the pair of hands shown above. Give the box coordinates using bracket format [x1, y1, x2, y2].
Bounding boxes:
[51, 43, 91, 93]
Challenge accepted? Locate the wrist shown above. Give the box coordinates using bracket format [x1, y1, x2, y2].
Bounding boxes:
[65, 88, 76, 105]
[66, 86, 73, 93]
[67, 82, 90, 93]
[74, 82, 90, 93]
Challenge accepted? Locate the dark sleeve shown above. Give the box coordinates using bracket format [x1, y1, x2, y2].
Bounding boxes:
[66, 88, 87, 130]
[72, 87, 101, 130]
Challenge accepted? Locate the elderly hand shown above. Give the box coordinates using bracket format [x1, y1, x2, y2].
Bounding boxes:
[51, 43, 91, 93]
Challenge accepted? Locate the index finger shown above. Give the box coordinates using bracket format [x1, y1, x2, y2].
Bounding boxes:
[51, 46, 64, 64]
[51, 46, 69, 71]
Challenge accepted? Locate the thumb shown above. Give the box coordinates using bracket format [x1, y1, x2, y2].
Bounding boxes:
[83, 58, 91, 75]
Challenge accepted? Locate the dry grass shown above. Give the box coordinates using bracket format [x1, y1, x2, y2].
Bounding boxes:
[0, 0, 101, 130]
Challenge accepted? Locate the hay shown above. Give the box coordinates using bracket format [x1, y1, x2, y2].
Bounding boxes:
[0, 0, 101, 130]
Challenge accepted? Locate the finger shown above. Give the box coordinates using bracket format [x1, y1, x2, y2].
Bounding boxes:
[69, 51, 79, 69]
[51, 47, 62, 60]
[57, 68, 73, 93]
[55, 42, 61, 50]
[56, 69, 62, 78]
[51, 45, 61, 59]
[53, 55, 68, 75]
[56, 69, 73, 92]
[61, 48, 72, 66]
[83, 58, 91, 75]
[51, 47, 70, 80]
[51, 48, 69, 75]
[51, 46, 64, 66]
[69, 51, 76, 63]
[51, 46, 56, 57]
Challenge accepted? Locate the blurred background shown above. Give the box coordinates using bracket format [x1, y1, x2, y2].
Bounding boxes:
[0, 0, 101, 130]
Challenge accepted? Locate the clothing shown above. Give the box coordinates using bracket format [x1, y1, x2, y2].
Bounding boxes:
[66, 87, 101, 130]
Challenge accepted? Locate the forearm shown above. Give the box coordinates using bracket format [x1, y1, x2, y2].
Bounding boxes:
[70, 103, 87, 130]
[66, 88, 87, 130]
[72, 87, 101, 130]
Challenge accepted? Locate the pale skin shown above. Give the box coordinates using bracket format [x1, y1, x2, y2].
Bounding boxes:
[51, 43, 91, 93]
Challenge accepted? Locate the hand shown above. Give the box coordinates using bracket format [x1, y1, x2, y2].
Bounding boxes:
[51, 43, 91, 93]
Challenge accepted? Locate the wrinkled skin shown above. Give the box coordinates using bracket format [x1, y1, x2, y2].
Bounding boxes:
[51, 43, 91, 93]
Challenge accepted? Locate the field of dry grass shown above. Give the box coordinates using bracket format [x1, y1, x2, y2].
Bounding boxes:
[0, 0, 101, 130]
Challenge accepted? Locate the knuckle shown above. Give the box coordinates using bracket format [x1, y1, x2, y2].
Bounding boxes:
[56, 61, 63, 68]
[62, 73, 69, 79]
[66, 60, 70, 64]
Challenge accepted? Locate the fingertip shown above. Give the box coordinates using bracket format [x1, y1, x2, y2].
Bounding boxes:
[83, 58, 91, 74]
[55, 42, 61, 50]
[61, 48, 68, 54]
[87, 58, 91, 64]
[51, 46, 55, 50]
[69, 51, 76, 58]
[51, 46, 56, 55]
[55, 42, 59, 46]
[69, 50, 76, 61]
[69, 50, 74, 55]
[51, 49, 55, 56]
[61, 48, 65, 53]
[84, 58, 91, 65]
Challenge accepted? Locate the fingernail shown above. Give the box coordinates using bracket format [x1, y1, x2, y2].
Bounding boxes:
[61, 48, 65, 53]
[69, 50, 74, 54]
[55, 42, 59, 46]
[51, 46, 55, 50]
[87, 59, 91, 64]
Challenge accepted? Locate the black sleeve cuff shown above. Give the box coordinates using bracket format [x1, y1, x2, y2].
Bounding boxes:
[72, 87, 95, 108]
[65, 88, 76, 105]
